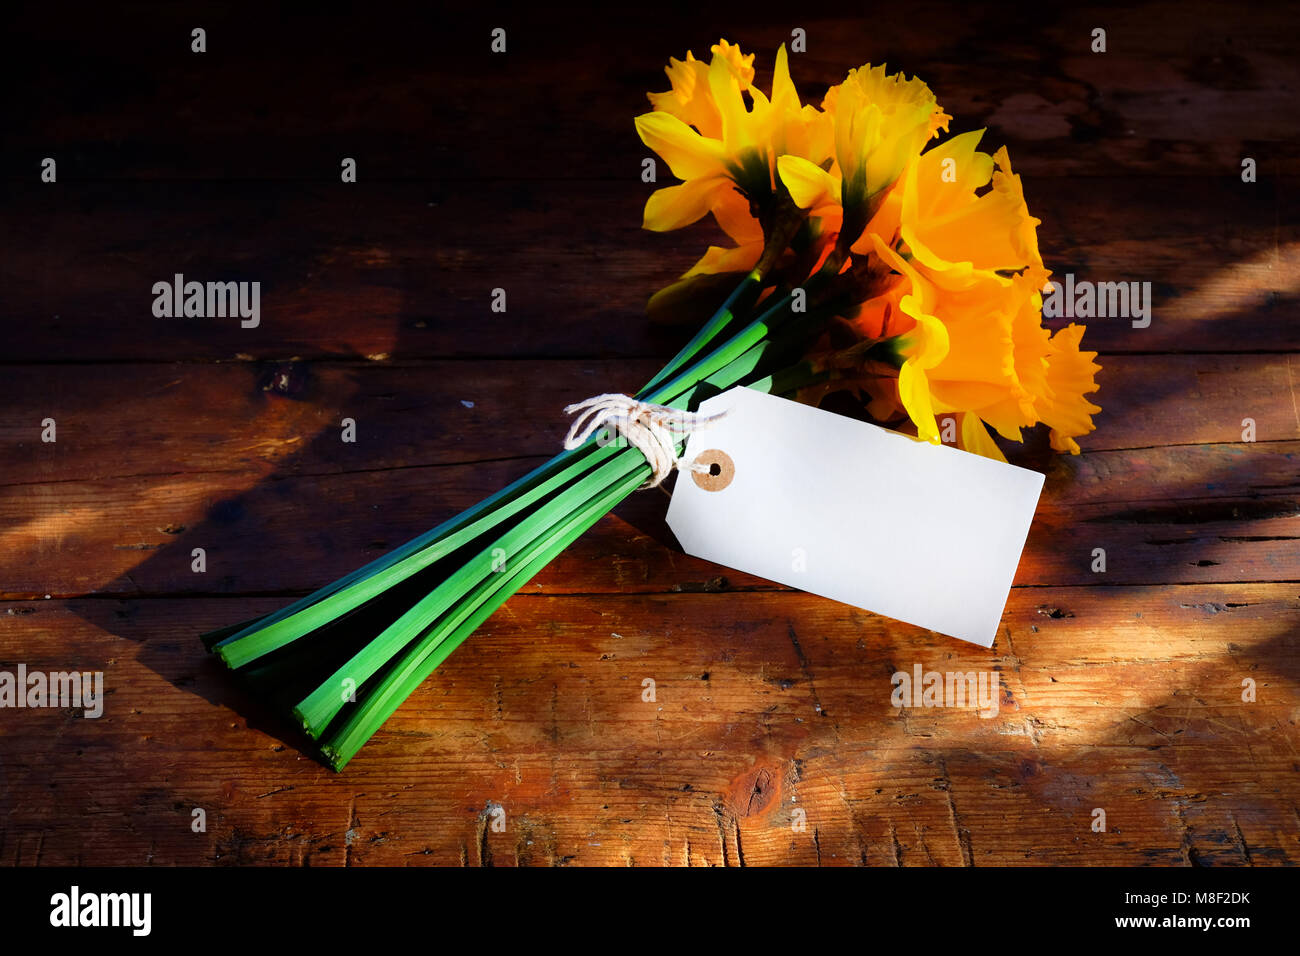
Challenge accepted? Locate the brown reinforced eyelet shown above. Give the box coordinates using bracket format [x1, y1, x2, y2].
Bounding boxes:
[690, 448, 734, 492]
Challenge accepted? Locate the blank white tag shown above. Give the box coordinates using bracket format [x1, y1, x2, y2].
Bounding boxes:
[665, 386, 1044, 647]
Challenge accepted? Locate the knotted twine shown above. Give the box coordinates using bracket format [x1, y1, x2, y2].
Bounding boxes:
[562, 393, 728, 488]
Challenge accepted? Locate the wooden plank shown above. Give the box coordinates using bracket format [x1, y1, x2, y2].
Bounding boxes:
[2, 177, 1295, 361]
[2, 352, 1297, 597]
[0, 584, 1294, 865]
[5, 4, 1299, 181]
[2, 441, 1298, 598]
[1, 354, 1296, 486]
[0, 445, 1297, 596]
[0, 359, 660, 484]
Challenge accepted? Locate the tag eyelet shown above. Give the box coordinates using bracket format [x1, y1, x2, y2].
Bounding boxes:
[690, 449, 734, 492]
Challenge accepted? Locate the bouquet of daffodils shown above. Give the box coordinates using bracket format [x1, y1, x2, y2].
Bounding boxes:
[206, 40, 1101, 769]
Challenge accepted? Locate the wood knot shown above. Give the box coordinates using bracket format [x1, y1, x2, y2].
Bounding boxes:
[725, 764, 782, 820]
[259, 361, 309, 398]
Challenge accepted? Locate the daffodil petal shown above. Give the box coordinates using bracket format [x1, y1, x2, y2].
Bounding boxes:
[710, 186, 764, 244]
[1038, 323, 1103, 454]
[777, 155, 837, 210]
[708, 50, 754, 154]
[684, 241, 764, 277]
[643, 176, 725, 231]
[634, 111, 727, 181]
[899, 361, 940, 443]
[868, 233, 949, 367]
[771, 44, 797, 111]
[958, 413, 1007, 462]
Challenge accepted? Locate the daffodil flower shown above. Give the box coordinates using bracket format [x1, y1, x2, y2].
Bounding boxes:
[780, 90, 1099, 459]
[778, 64, 950, 252]
[636, 41, 831, 277]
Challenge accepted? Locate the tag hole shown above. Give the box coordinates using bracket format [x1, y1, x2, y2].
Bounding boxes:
[690, 449, 734, 492]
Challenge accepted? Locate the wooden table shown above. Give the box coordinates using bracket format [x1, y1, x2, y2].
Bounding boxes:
[2, 3, 1297, 866]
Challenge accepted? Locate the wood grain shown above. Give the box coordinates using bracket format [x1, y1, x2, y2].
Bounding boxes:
[0, 585, 1294, 866]
[2, 177, 1296, 360]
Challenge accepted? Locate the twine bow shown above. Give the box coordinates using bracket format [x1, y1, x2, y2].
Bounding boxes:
[562, 393, 728, 488]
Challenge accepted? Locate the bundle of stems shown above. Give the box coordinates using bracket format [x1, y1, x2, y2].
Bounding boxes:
[205, 232, 878, 769]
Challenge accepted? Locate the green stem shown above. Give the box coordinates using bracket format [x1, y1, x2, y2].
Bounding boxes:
[322, 468, 645, 769]
[215, 274, 807, 668]
[315, 298, 841, 763]
[215, 260, 846, 768]
[637, 270, 763, 396]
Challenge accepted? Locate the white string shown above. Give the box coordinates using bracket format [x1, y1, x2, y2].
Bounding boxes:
[562, 393, 728, 488]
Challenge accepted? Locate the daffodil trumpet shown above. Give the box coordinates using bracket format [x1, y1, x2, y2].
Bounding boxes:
[205, 40, 1100, 769]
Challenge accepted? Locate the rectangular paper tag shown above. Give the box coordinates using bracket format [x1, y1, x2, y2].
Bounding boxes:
[665, 386, 1044, 647]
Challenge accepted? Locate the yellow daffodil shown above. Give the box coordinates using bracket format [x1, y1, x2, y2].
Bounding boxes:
[641, 45, 1101, 460]
[827, 65, 951, 236]
[777, 64, 950, 252]
[790, 107, 1099, 458]
[876, 133, 1100, 457]
[646, 40, 755, 140]
[901, 133, 1043, 288]
[636, 40, 831, 276]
